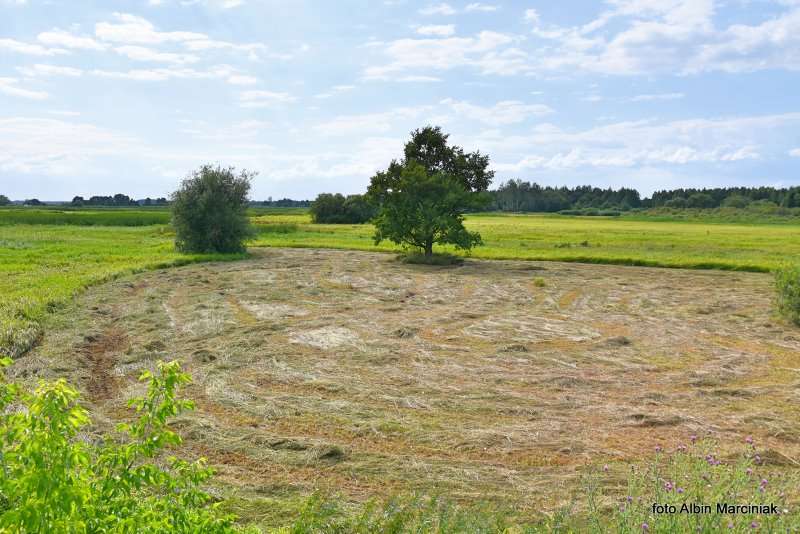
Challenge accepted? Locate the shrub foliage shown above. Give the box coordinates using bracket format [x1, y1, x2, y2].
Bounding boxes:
[776, 265, 800, 324]
[309, 193, 375, 224]
[0, 358, 244, 532]
[171, 165, 253, 253]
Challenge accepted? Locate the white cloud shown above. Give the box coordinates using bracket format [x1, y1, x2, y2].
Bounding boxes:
[370, 0, 800, 79]
[179, 119, 268, 140]
[114, 45, 199, 63]
[227, 74, 258, 85]
[238, 90, 297, 108]
[0, 78, 48, 100]
[0, 38, 68, 56]
[95, 13, 207, 44]
[631, 92, 685, 101]
[314, 84, 356, 98]
[91, 65, 235, 82]
[489, 113, 800, 172]
[0, 117, 141, 175]
[312, 106, 431, 136]
[520, 1, 800, 76]
[524, 9, 540, 25]
[419, 3, 456, 16]
[416, 24, 455, 37]
[17, 64, 83, 77]
[440, 98, 553, 125]
[364, 31, 519, 79]
[37, 30, 105, 50]
[465, 3, 498, 12]
[790, 148, 800, 157]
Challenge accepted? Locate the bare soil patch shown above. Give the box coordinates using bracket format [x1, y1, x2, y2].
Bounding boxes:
[15, 248, 800, 514]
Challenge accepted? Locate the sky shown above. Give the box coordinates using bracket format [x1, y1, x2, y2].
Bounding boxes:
[2, 0, 800, 200]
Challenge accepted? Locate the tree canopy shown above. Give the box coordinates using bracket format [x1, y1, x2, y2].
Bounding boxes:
[369, 127, 491, 258]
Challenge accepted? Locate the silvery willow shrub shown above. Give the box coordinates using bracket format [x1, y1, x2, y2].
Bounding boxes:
[0, 358, 250, 533]
[171, 165, 254, 254]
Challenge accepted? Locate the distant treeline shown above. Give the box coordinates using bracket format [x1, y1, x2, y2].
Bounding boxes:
[648, 187, 800, 209]
[71, 195, 168, 207]
[490, 181, 800, 212]
[491, 181, 642, 212]
[251, 198, 311, 208]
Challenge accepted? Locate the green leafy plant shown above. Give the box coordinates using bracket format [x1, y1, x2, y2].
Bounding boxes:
[171, 164, 254, 253]
[776, 265, 800, 325]
[582, 437, 799, 533]
[0, 358, 246, 533]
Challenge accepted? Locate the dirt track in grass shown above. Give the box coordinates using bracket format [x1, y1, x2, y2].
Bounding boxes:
[15, 247, 800, 515]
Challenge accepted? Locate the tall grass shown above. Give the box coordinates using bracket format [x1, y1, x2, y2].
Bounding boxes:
[251, 212, 800, 272]
[0, 208, 170, 226]
[0, 225, 244, 357]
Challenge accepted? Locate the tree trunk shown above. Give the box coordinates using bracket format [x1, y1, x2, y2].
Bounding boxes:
[424, 240, 433, 257]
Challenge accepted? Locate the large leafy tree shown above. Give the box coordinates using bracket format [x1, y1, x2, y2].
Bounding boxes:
[369, 126, 492, 257]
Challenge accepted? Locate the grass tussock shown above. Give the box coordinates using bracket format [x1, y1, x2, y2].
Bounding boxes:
[398, 252, 464, 266]
[256, 223, 299, 234]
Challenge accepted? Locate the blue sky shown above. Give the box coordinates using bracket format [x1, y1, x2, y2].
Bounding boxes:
[2, 0, 800, 200]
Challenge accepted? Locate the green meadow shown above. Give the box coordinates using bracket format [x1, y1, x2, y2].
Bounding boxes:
[251, 211, 800, 272]
[2, 206, 798, 358]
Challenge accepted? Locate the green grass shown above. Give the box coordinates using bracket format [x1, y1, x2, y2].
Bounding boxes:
[0, 224, 243, 357]
[0, 208, 171, 226]
[2, 207, 799, 357]
[251, 211, 800, 272]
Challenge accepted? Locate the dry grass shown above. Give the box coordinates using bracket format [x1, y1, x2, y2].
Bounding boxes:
[12, 248, 800, 526]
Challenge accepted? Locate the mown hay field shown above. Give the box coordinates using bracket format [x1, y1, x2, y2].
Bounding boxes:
[13, 248, 800, 528]
[2, 208, 799, 359]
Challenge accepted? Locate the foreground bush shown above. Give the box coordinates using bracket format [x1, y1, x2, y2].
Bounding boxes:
[172, 165, 254, 253]
[0, 358, 246, 533]
[776, 265, 800, 324]
[310, 193, 375, 224]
